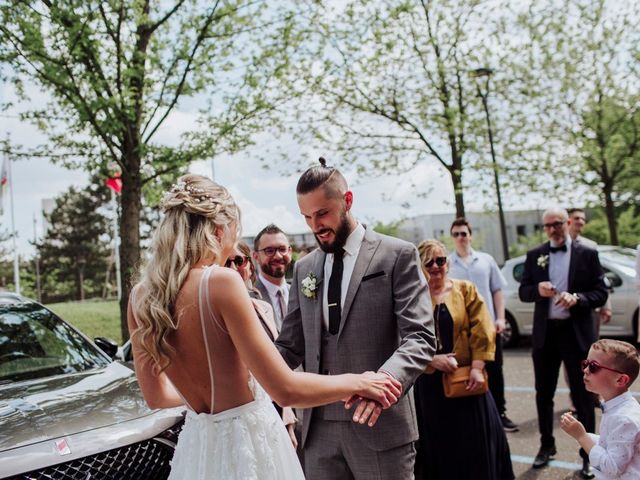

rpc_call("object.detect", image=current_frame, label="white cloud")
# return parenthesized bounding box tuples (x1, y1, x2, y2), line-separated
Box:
(228, 185, 307, 236)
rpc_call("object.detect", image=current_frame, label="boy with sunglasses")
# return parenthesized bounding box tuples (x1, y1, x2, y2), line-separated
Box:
(448, 217, 517, 432)
(561, 339, 640, 478)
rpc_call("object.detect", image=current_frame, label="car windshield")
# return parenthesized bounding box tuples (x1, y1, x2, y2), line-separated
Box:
(0, 303, 110, 383)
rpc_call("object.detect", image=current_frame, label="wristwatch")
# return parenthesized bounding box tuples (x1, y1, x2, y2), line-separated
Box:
(571, 293, 580, 304)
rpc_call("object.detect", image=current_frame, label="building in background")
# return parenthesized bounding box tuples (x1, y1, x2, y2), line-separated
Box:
(397, 209, 544, 265)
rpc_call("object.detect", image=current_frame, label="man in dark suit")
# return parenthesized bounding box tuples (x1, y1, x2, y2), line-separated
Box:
(519, 207, 607, 479)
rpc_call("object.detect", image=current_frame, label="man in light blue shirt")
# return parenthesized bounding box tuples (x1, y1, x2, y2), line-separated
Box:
(448, 217, 517, 432)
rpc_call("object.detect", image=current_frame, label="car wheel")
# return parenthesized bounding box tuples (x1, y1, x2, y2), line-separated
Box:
(632, 308, 639, 346)
(502, 313, 520, 349)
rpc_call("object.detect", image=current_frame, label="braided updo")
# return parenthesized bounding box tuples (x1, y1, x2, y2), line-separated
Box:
(133, 174, 240, 371)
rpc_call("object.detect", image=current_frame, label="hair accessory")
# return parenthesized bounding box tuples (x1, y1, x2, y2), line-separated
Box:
(318, 157, 327, 167)
(162, 180, 214, 209)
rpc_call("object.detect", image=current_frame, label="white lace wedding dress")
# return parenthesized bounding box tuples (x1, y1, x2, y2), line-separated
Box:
(168, 266, 305, 479)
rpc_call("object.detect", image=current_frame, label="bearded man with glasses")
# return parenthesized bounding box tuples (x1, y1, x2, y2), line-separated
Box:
(519, 207, 608, 478)
(447, 217, 517, 433)
(253, 224, 293, 330)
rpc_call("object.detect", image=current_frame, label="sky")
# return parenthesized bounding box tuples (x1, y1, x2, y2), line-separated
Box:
(0, 81, 462, 257)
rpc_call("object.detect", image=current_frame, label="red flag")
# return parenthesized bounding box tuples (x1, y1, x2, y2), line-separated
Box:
(106, 173, 122, 194)
(0, 159, 7, 187)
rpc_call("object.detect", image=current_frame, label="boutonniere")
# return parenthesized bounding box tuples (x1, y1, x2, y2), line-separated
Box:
(537, 254, 549, 269)
(301, 272, 319, 299)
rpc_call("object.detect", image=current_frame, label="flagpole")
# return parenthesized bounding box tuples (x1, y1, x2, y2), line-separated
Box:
(7, 152, 20, 295)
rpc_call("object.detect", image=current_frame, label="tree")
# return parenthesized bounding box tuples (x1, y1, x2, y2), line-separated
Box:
(575, 96, 640, 244)
(0, 228, 13, 291)
(370, 219, 403, 238)
(583, 205, 640, 248)
(36, 184, 111, 303)
(0, 1, 298, 339)
(506, 0, 640, 242)
(283, 0, 518, 218)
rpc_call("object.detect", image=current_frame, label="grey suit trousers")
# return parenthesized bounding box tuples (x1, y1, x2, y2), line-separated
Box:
(304, 417, 416, 480)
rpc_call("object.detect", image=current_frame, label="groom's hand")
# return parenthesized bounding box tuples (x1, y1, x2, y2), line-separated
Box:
(345, 372, 401, 427)
(346, 397, 383, 427)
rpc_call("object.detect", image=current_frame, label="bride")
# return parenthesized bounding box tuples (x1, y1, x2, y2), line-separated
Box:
(127, 174, 401, 479)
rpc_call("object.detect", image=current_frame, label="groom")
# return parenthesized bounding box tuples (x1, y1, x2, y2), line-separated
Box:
(276, 159, 436, 479)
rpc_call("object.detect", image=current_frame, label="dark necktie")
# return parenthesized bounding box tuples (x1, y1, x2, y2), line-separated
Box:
(276, 288, 287, 324)
(327, 249, 344, 335)
(549, 244, 567, 253)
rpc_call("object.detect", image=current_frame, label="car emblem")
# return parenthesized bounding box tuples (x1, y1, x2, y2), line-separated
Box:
(54, 438, 71, 456)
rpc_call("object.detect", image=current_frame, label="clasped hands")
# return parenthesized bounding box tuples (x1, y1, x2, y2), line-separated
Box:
(538, 281, 578, 309)
(343, 371, 402, 428)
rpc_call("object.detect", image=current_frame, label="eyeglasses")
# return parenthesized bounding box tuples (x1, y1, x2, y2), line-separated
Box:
(424, 256, 447, 268)
(543, 221, 565, 230)
(225, 255, 249, 268)
(581, 359, 626, 375)
(257, 246, 291, 257)
(451, 231, 468, 238)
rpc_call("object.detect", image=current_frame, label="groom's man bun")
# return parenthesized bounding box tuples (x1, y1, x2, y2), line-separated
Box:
(296, 157, 348, 199)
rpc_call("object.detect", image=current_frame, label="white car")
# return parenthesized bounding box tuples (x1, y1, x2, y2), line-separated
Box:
(501, 246, 638, 348)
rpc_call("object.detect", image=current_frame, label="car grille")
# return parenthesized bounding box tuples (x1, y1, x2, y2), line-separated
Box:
(4, 438, 174, 480)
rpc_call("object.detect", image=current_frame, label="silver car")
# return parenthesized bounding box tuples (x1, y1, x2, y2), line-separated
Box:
(0, 293, 184, 479)
(501, 246, 639, 348)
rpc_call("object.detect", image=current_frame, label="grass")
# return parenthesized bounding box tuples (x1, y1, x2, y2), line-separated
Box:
(46, 300, 123, 344)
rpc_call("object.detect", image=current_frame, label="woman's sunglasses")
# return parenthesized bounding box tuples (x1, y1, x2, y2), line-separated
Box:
(581, 359, 625, 375)
(424, 256, 447, 268)
(225, 255, 249, 268)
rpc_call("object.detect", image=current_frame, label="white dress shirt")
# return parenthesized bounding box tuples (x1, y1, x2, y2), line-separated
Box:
(589, 391, 640, 479)
(548, 236, 572, 320)
(258, 273, 289, 330)
(322, 223, 365, 331)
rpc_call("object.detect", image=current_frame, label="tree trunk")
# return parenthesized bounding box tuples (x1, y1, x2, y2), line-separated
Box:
(603, 185, 618, 245)
(450, 167, 465, 218)
(118, 159, 141, 342)
(77, 264, 85, 301)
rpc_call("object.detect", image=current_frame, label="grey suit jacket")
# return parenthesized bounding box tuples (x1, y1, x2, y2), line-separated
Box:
(276, 227, 436, 451)
(254, 277, 290, 329)
(253, 278, 272, 306)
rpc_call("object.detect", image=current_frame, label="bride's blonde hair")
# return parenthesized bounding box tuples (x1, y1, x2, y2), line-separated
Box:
(132, 174, 239, 372)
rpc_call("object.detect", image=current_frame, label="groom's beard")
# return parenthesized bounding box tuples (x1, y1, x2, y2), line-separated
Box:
(315, 211, 351, 254)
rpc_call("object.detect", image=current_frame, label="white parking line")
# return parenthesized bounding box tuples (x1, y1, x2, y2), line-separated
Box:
(510, 454, 581, 471)
(506, 386, 640, 397)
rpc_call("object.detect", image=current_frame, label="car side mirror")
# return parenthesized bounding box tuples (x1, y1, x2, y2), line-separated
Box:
(94, 336, 119, 359)
(604, 271, 622, 289)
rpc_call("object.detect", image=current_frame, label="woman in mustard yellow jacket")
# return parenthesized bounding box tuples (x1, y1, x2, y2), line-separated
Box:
(413, 239, 514, 480)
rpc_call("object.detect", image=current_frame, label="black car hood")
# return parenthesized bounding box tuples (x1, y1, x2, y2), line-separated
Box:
(0, 362, 151, 451)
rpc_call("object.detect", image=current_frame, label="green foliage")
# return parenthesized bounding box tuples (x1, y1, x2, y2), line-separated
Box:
(35, 184, 111, 303)
(0, 229, 10, 260)
(506, 0, 640, 243)
(370, 219, 403, 238)
(584, 206, 640, 248)
(46, 300, 121, 344)
(284, 0, 517, 218)
(0, 1, 301, 336)
(509, 232, 547, 258)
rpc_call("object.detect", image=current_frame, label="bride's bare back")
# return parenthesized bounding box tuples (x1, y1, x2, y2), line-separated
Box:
(162, 267, 254, 414)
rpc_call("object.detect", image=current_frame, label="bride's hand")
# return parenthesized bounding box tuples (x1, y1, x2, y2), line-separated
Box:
(351, 371, 402, 409)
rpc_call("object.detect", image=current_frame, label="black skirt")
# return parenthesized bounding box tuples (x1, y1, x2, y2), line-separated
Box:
(414, 304, 514, 480)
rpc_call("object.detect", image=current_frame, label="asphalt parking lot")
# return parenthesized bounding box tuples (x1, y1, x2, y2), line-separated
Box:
(503, 343, 640, 479)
